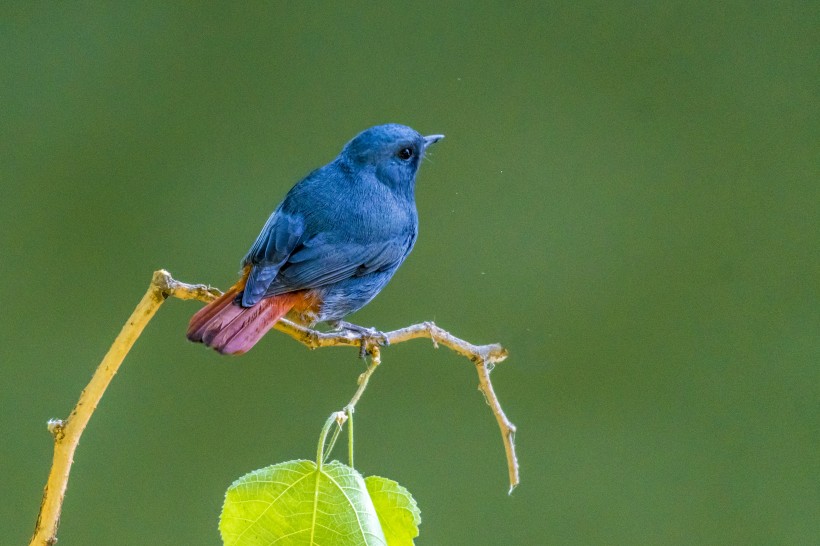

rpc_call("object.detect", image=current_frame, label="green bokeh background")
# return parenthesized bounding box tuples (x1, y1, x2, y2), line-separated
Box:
(2, 3, 817, 544)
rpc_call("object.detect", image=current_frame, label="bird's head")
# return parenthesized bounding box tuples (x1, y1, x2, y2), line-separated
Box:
(340, 124, 444, 194)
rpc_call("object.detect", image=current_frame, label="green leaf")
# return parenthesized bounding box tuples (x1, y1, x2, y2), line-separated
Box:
(364, 476, 421, 546)
(220, 459, 387, 546)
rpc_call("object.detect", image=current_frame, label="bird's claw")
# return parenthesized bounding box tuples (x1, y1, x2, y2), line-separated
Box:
(353, 326, 390, 359)
(331, 321, 390, 358)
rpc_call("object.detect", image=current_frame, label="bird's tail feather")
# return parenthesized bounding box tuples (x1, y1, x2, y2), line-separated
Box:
(187, 287, 299, 355)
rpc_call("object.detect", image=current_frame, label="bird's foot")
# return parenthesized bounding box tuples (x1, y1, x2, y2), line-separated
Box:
(329, 320, 390, 358)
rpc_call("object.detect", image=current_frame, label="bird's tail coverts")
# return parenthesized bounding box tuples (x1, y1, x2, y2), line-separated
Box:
(187, 284, 299, 355)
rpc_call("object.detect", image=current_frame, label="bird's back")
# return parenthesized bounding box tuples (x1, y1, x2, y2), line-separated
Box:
(284, 159, 418, 245)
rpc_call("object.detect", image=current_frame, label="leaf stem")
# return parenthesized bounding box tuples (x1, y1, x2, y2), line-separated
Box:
(347, 407, 354, 469)
(323, 420, 343, 464)
(315, 413, 340, 471)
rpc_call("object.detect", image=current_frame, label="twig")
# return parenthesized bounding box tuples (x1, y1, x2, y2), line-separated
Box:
(30, 270, 517, 545)
(275, 319, 518, 491)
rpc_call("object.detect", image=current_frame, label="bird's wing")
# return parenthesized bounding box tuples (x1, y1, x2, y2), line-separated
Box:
(240, 208, 305, 306)
(265, 230, 415, 296)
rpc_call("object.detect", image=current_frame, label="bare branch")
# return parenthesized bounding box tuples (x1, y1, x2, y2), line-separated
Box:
(30, 270, 517, 545)
(31, 272, 171, 545)
(273, 319, 517, 491)
(344, 346, 381, 413)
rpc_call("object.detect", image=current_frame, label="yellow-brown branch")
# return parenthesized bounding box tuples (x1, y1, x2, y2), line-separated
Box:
(29, 270, 517, 545)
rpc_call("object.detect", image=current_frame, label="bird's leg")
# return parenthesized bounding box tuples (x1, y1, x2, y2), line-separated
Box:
(327, 320, 390, 358)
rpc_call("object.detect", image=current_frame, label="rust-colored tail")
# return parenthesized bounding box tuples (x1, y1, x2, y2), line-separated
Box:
(186, 280, 299, 355)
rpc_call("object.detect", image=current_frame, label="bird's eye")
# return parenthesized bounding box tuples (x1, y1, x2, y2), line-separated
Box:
(398, 147, 413, 161)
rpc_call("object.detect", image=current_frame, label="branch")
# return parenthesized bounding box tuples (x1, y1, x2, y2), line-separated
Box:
(273, 318, 517, 490)
(29, 271, 219, 546)
(30, 270, 517, 545)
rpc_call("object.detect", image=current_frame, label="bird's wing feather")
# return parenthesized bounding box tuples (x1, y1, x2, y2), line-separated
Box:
(266, 231, 414, 295)
(240, 209, 305, 306)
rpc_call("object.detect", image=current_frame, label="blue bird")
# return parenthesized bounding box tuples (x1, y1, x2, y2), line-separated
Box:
(187, 124, 444, 354)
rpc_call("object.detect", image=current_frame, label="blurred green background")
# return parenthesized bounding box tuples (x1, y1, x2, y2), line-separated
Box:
(2, 2, 817, 544)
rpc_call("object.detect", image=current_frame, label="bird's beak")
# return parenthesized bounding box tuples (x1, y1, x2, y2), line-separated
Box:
(423, 134, 445, 149)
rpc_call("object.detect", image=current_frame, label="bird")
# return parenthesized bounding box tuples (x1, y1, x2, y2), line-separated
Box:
(187, 123, 444, 355)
